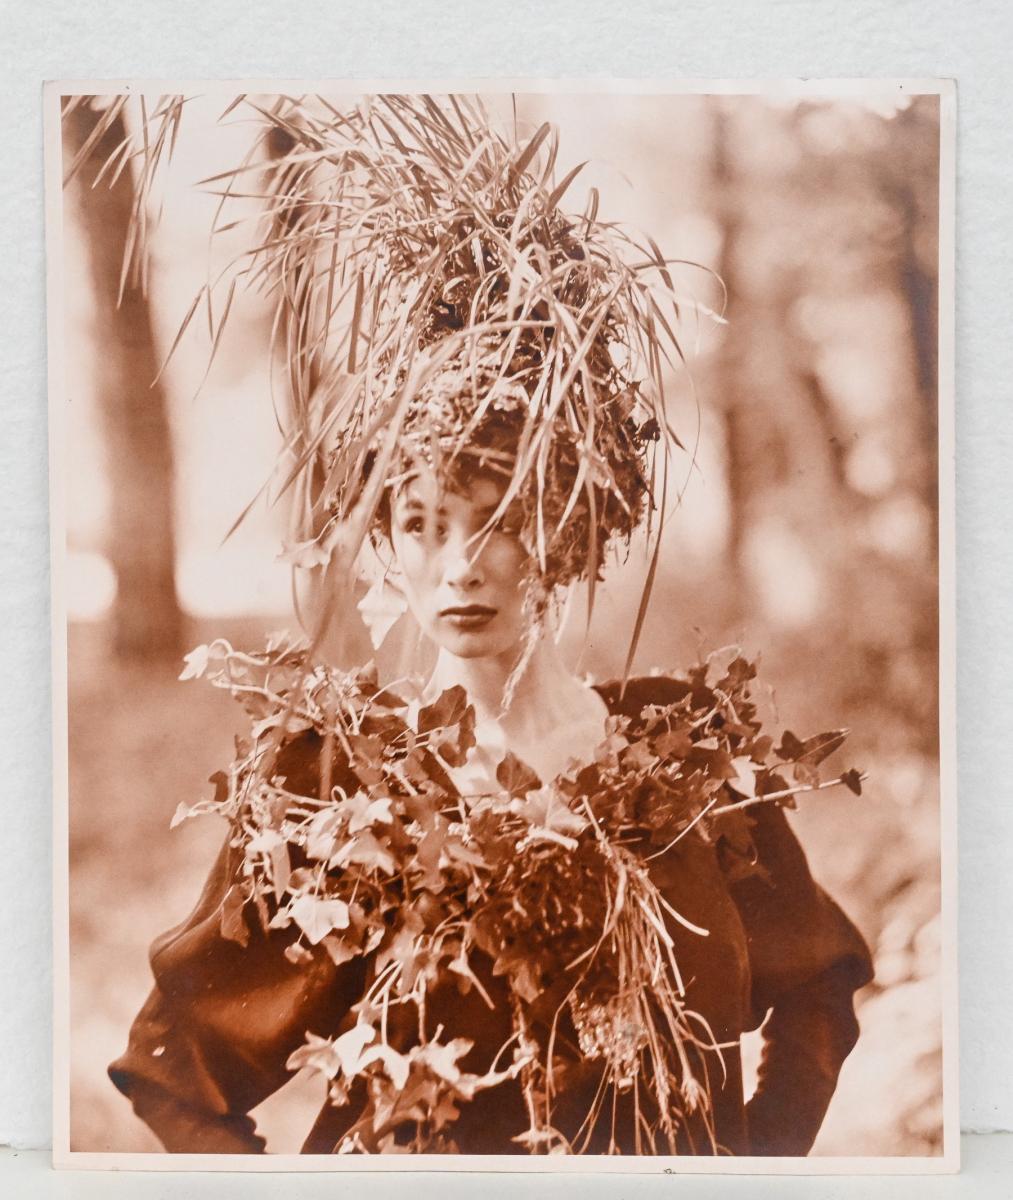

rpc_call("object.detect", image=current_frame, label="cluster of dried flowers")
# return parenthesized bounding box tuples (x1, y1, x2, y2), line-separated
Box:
(173, 635, 862, 1154)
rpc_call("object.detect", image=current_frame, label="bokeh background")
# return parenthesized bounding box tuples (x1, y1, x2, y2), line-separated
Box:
(60, 90, 943, 1155)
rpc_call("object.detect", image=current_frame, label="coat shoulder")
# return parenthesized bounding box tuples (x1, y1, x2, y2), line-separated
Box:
(592, 673, 691, 721)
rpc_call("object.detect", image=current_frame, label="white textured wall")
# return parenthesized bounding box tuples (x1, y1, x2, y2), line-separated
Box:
(2, 0, 1009, 1150)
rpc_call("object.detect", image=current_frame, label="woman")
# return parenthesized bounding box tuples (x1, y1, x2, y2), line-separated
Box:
(107, 93, 873, 1157)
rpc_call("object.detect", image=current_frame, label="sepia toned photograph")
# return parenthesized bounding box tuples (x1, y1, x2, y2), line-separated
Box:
(47, 81, 956, 1171)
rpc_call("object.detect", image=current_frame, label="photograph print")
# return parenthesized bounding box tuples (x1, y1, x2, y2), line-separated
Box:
(47, 82, 955, 1169)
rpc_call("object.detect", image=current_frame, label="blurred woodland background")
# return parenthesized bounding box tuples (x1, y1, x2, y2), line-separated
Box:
(61, 91, 943, 1155)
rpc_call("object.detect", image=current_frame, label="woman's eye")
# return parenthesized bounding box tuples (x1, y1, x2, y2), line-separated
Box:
(403, 516, 425, 535)
(492, 514, 522, 538)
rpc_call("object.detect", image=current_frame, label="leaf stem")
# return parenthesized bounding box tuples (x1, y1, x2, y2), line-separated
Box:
(710, 772, 868, 816)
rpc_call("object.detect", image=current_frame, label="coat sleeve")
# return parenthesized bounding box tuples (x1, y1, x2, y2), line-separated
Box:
(724, 803, 875, 1157)
(108, 734, 367, 1154)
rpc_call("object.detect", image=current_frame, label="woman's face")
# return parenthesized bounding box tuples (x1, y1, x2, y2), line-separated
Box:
(389, 470, 531, 661)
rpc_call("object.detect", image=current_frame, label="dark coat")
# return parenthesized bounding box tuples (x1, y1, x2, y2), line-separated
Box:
(109, 675, 874, 1156)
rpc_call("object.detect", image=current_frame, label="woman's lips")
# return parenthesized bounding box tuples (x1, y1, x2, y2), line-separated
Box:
(439, 605, 497, 630)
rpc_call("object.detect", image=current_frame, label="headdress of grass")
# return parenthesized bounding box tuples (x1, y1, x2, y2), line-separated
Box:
(65, 92, 721, 682)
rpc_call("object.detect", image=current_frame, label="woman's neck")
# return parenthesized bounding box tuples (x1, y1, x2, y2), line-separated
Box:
(427, 633, 591, 737)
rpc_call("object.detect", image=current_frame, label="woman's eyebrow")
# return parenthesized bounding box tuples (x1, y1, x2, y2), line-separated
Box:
(395, 496, 447, 515)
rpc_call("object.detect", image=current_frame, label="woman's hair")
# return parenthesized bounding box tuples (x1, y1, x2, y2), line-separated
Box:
(360, 348, 661, 587)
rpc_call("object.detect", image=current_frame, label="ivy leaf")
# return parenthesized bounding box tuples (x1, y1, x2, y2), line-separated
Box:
(512, 786, 588, 842)
(715, 809, 761, 885)
(341, 791, 394, 834)
(253, 891, 271, 933)
(287, 1032, 344, 1080)
(289, 894, 351, 944)
(360, 711, 410, 741)
(574, 762, 602, 796)
(496, 752, 542, 797)
(428, 1091, 463, 1133)
(250, 709, 314, 742)
(597, 724, 631, 762)
(414, 821, 448, 890)
(169, 801, 192, 829)
(447, 947, 495, 1006)
(332, 1022, 378, 1077)
(686, 743, 735, 779)
(220, 885, 250, 947)
(178, 639, 230, 683)
(454, 1056, 528, 1102)
(748, 735, 773, 763)
(333, 830, 396, 876)
(441, 836, 488, 871)
(353, 661, 380, 695)
(841, 768, 864, 796)
(278, 537, 332, 569)
(792, 761, 821, 790)
(510, 1126, 571, 1152)
(320, 933, 359, 967)
(384, 1073, 441, 1129)
(775, 730, 805, 761)
(284, 942, 314, 966)
(796, 729, 849, 766)
(305, 808, 342, 862)
(758, 770, 790, 796)
(356, 573, 408, 650)
(270, 840, 292, 901)
(360, 1042, 411, 1090)
(407, 746, 459, 797)
(509, 958, 542, 1003)
(402, 789, 438, 829)
(727, 757, 757, 799)
(639, 702, 680, 724)
(413, 1038, 474, 1085)
(418, 686, 470, 735)
(208, 770, 230, 804)
(621, 738, 659, 772)
(375, 926, 421, 989)
(178, 643, 210, 681)
(717, 655, 757, 689)
(653, 728, 693, 760)
(432, 709, 477, 767)
(246, 827, 285, 863)
(347, 734, 385, 769)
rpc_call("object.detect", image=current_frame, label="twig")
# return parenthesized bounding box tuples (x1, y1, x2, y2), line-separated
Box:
(644, 797, 718, 862)
(710, 771, 868, 816)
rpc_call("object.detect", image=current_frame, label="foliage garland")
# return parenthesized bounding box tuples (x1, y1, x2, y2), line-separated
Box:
(173, 635, 863, 1155)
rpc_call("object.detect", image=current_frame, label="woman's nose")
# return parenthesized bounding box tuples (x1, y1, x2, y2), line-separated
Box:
(443, 537, 484, 591)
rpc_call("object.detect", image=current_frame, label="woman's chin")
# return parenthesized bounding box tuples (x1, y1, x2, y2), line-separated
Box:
(434, 628, 519, 662)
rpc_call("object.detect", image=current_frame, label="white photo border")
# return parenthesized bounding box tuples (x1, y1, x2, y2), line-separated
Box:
(45, 76, 958, 1175)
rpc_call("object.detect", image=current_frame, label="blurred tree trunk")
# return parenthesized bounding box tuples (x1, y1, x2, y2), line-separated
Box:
(709, 104, 801, 576)
(63, 102, 183, 662)
(885, 103, 940, 557)
(710, 102, 749, 574)
(708, 99, 852, 628)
